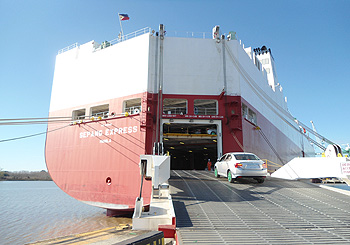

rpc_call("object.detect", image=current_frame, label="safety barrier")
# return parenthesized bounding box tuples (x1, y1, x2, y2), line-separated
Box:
(262, 159, 283, 173)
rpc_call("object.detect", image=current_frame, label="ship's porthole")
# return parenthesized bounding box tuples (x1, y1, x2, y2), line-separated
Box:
(106, 177, 112, 186)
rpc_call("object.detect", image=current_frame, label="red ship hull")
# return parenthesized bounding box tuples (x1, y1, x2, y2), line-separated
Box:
(45, 94, 155, 214)
(46, 92, 310, 215)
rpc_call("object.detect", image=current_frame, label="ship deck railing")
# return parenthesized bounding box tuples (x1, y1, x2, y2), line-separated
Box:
(57, 27, 152, 55)
(108, 27, 152, 46)
(170, 31, 211, 39)
(57, 28, 216, 55)
(91, 111, 110, 118)
(163, 107, 187, 115)
(58, 42, 79, 54)
(125, 106, 142, 115)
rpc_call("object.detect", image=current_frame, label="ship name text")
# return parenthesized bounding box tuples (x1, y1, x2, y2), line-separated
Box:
(80, 126, 138, 139)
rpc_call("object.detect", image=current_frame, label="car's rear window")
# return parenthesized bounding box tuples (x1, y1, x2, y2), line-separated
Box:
(234, 154, 259, 160)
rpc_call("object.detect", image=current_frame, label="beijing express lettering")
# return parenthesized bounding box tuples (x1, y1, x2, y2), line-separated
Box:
(79, 126, 138, 139)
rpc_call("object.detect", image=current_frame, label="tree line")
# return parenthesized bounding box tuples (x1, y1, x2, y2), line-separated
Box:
(0, 169, 52, 181)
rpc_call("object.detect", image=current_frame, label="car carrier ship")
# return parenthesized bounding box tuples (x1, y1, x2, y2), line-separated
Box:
(45, 25, 314, 216)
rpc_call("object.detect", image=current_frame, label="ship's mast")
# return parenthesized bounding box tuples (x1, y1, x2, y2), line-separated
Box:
(154, 24, 165, 155)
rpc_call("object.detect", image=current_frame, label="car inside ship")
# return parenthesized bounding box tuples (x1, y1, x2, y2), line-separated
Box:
(162, 123, 218, 170)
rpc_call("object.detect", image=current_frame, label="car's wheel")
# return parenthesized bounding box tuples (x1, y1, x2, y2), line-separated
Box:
(214, 167, 220, 178)
(227, 170, 235, 183)
(256, 177, 265, 183)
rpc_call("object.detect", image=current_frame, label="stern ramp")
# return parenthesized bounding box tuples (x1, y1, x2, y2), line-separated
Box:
(170, 170, 350, 244)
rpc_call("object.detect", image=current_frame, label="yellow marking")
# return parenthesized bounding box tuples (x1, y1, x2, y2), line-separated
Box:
(262, 159, 284, 173)
(262, 159, 283, 168)
(74, 226, 113, 237)
(31, 223, 132, 245)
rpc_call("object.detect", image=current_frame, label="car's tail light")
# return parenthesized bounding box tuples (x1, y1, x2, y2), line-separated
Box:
(235, 163, 243, 168)
(262, 163, 267, 169)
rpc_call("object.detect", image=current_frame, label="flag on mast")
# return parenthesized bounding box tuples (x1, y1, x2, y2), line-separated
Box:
(119, 14, 130, 21)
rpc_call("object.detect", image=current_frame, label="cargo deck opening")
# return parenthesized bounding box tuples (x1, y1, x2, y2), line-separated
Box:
(162, 123, 218, 170)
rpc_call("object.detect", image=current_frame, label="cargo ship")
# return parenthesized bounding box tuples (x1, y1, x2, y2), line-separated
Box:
(45, 25, 314, 215)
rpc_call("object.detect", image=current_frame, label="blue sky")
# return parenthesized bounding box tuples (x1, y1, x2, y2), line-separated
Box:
(0, 0, 349, 171)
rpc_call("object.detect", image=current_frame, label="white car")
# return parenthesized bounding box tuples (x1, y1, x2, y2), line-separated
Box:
(214, 152, 267, 183)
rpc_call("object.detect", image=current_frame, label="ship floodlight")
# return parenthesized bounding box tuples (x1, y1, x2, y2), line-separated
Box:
(180, 142, 185, 145)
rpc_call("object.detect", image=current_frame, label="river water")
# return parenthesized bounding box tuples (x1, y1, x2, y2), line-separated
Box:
(0, 181, 131, 245)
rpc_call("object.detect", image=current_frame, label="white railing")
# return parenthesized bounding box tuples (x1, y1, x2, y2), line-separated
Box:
(91, 111, 109, 118)
(109, 27, 152, 45)
(58, 27, 152, 55)
(169, 31, 212, 39)
(57, 27, 216, 55)
(58, 42, 79, 54)
(194, 107, 217, 115)
(92, 27, 152, 52)
(125, 106, 142, 115)
(163, 107, 187, 115)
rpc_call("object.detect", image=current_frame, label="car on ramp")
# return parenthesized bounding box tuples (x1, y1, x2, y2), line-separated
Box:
(214, 152, 267, 183)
